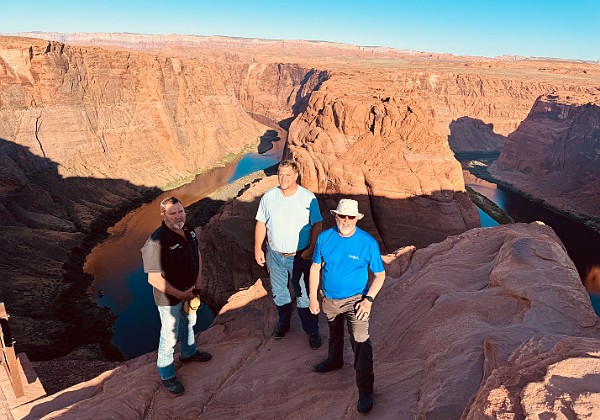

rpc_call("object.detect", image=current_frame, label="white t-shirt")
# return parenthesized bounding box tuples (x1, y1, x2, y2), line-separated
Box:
(256, 185, 323, 253)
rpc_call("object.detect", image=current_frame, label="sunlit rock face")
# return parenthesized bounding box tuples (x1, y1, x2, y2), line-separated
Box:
(489, 93, 600, 232)
(287, 74, 480, 251)
(0, 36, 267, 187)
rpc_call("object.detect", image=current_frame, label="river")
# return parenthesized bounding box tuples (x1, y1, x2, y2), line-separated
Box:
(84, 128, 285, 359)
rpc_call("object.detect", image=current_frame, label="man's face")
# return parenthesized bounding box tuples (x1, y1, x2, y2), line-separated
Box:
(278, 166, 298, 191)
(162, 202, 186, 231)
(335, 213, 358, 236)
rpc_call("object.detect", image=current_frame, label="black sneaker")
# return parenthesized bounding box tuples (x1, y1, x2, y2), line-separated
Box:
(357, 395, 374, 413)
(273, 324, 290, 339)
(314, 358, 343, 373)
(162, 377, 184, 395)
(179, 351, 212, 363)
(309, 333, 322, 350)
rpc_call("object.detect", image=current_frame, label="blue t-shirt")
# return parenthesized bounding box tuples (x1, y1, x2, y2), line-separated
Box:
(313, 227, 384, 299)
(256, 185, 323, 253)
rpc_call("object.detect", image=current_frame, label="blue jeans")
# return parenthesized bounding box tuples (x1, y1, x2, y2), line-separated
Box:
(156, 302, 197, 380)
(266, 246, 311, 308)
(266, 246, 319, 335)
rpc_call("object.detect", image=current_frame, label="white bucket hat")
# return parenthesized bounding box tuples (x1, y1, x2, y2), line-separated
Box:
(330, 199, 364, 219)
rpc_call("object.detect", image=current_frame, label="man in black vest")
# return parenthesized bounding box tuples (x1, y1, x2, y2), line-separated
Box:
(141, 196, 212, 395)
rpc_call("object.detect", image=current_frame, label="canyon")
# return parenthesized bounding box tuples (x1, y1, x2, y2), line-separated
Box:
(489, 93, 600, 233)
(0, 32, 599, 417)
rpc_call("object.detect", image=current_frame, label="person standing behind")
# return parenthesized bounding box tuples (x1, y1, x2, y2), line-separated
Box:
(255, 160, 323, 349)
(141, 197, 212, 395)
(309, 199, 385, 413)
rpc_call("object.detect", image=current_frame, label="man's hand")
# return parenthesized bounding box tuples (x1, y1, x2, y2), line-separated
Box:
(309, 297, 320, 315)
(354, 298, 372, 321)
(300, 248, 313, 260)
(180, 286, 195, 301)
(255, 249, 265, 267)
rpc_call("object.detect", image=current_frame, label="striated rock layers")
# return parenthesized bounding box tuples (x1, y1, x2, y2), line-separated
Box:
(489, 93, 600, 232)
(0, 36, 267, 187)
(287, 75, 480, 250)
(16, 223, 600, 419)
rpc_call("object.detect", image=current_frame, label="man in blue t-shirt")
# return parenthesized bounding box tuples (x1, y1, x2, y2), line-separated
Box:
(309, 199, 385, 414)
(255, 160, 323, 350)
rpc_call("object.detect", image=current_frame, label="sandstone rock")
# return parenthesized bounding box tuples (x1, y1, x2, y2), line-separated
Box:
(288, 78, 480, 250)
(464, 336, 600, 419)
(449, 116, 507, 153)
(489, 93, 600, 232)
(0, 37, 267, 187)
(14, 223, 600, 419)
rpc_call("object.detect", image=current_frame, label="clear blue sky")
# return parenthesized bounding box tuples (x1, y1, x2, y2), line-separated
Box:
(2, 0, 599, 61)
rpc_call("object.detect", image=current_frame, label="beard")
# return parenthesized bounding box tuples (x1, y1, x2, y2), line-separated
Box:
(172, 221, 185, 230)
(338, 224, 355, 236)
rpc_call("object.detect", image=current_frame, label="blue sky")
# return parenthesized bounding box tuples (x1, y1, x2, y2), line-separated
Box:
(2, 0, 599, 61)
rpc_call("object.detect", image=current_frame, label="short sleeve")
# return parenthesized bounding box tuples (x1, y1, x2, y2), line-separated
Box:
(368, 239, 385, 274)
(255, 194, 268, 223)
(312, 234, 324, 264)
(141, 238, 162, 273)
(308, 196, 323, 225)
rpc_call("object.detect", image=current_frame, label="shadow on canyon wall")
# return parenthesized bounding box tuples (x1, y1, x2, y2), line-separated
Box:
(0, 137, 160, 361)
(448, 116, 508, 153)
(195, 172, 479, 312)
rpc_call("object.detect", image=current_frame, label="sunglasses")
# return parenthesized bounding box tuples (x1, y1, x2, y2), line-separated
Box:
(336, 214, 356, 220)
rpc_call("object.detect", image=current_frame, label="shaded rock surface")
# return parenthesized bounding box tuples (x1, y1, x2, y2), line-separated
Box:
(449, 117, 507, 153)
(489, 93, 600, 232)
(15, 223, 600, 419)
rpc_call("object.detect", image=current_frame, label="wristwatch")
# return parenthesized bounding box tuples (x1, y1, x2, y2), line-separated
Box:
(364, 295, 374, 303)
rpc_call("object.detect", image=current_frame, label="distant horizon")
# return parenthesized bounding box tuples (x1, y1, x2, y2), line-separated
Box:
(5, 30, 599, 64)
(2, 0, 599, 61)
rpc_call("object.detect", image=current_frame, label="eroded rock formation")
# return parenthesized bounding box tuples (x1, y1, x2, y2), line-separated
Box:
(14, 223, 600, 419)
(489, 93, 600, 232)
(287, 77, 480, 250)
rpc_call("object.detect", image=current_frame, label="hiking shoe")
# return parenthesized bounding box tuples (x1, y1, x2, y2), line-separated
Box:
(162, 377, 184, 395)
(179, 351, 212, 363)
(357, 395, 374, 413)
(314, 358, 343, 373)
(273, 324, 290, 339)
(309, 333, 322, 350)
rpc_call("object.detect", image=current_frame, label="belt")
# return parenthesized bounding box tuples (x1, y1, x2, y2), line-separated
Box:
(272, 247, 306, 257)
(275, 251, 297, 257)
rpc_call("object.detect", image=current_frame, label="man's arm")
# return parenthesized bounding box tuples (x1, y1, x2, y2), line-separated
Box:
(148, 272, 194, 301)
(195, 249, 203, 289)
(309, 262, 322, 315)
(354, 271, 386, 321)
(301, 221, 322, 260)
(254, 221, 267, 266)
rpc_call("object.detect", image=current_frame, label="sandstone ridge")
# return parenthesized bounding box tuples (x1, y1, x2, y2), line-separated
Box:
(10, 223, 599, 419)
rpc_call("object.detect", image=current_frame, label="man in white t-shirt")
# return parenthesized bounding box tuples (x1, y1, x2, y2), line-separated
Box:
(255, 160, 323, 349)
